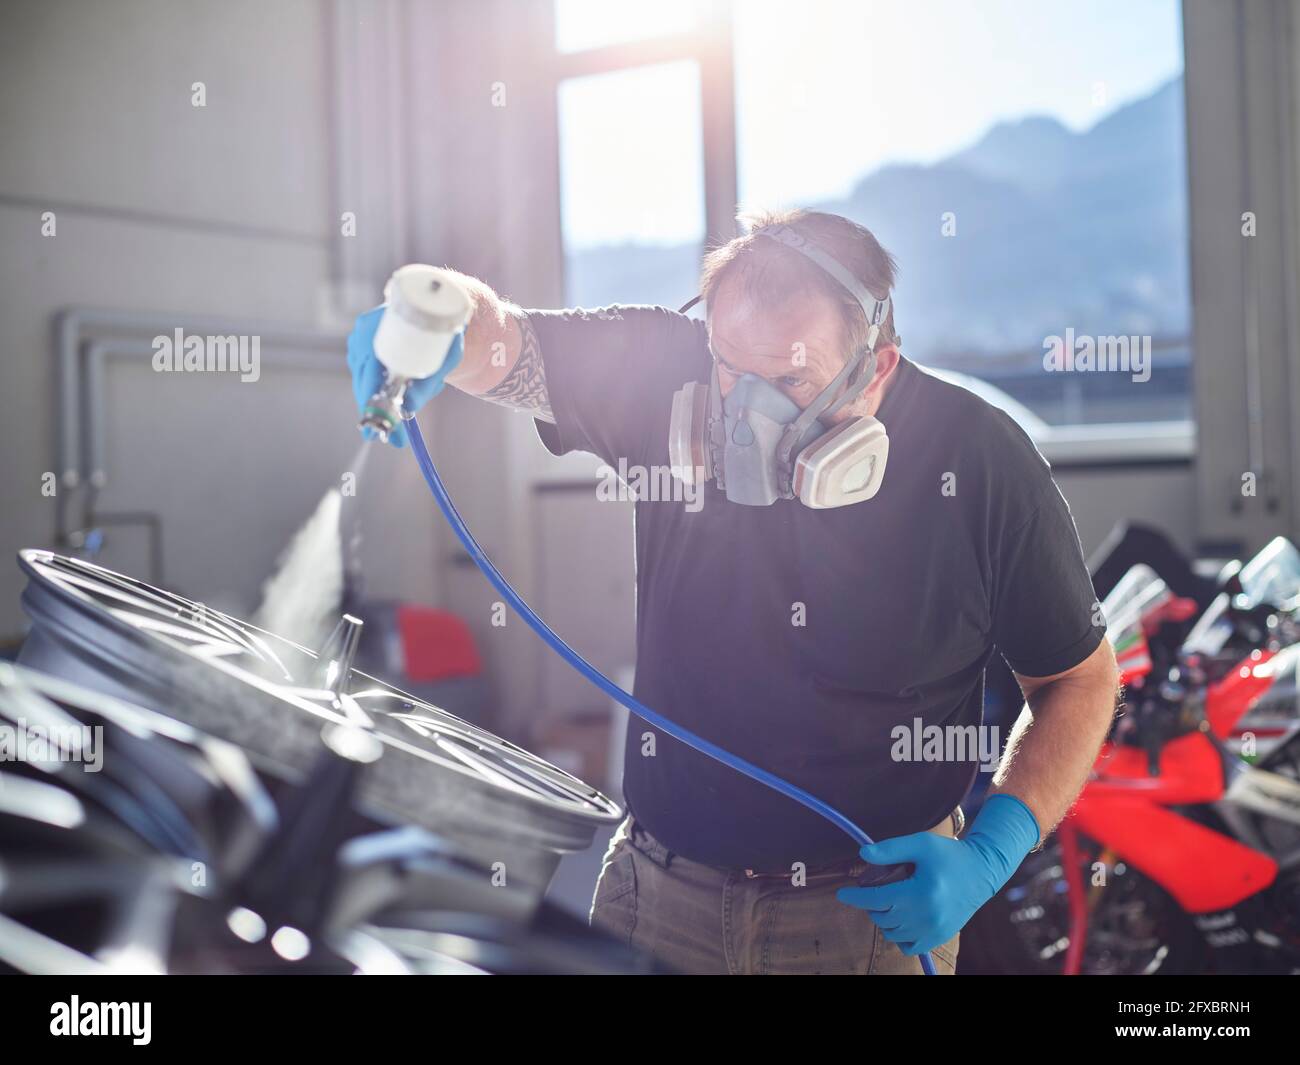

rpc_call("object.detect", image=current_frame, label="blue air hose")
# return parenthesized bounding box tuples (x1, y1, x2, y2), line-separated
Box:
(404, 418, 936, 976)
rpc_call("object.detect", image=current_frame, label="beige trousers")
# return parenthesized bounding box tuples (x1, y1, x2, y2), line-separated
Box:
(589, 806, 964, 975)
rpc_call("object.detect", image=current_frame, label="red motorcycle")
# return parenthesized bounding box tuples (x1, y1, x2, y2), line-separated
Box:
(964, 538, 1300, 975)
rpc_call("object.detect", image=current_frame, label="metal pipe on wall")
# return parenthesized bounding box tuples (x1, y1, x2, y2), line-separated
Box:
(52, 306, 346, 546)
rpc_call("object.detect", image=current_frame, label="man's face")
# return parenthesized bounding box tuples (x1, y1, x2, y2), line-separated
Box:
(707, 276, 896, 423)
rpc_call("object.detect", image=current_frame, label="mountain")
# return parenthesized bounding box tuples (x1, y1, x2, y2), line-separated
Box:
(949, 114, 1077, 194)
(567, 76, 1190, 365)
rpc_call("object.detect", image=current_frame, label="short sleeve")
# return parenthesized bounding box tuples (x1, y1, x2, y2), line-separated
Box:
(992, 481, 1106, 677)
(524, 304, 708, 470)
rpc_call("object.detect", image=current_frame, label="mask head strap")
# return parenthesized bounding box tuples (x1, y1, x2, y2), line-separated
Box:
(776, 346, 876, 468)
(753, 224, 891, 339)
(750, 226, 891, 469)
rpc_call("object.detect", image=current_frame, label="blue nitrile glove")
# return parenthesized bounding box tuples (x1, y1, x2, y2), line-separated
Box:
(347, 305, 465, 448)
(835, 793, 1040, 956)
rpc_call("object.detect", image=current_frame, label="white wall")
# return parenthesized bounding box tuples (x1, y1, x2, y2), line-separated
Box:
(0, 0, 442, 640)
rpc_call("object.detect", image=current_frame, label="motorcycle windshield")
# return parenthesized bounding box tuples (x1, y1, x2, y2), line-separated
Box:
(1102, 564, 1169, 641)
(1182, 537, 1300, 657)
(1238, 536, 1300, 611)
(1102, 564, 1169, 680)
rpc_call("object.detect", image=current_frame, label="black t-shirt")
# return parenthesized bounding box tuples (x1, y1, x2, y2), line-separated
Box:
(529, 304, 1104, 872)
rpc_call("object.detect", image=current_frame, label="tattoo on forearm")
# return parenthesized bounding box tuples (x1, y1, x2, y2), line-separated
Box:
(481, 315, 554, 423)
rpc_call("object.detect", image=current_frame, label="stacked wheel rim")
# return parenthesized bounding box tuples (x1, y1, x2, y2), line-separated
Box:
(17, 550, 623, 889)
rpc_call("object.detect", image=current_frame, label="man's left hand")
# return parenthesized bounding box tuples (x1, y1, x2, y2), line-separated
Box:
(835, 793, 1041, 956)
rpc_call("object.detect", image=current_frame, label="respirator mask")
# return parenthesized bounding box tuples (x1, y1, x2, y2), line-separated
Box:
(668, 225, 893, 509)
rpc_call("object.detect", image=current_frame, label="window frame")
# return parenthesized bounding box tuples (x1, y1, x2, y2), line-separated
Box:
(549, 0, 1202, 470)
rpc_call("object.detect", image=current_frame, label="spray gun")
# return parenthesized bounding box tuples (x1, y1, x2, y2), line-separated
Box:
(358, 265, 473, 443)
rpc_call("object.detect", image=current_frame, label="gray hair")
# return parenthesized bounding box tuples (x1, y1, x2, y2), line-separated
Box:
(699, 208, 900, 355)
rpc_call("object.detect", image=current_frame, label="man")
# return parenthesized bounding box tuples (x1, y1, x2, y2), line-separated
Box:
(347, 208, 1119, 975)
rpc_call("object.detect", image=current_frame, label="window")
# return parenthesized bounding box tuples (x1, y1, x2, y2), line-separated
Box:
(557, 61, 706, 309)
(732, 0, 1190, 429)
(551, 0, 1189, 433)
(555, 0, 698, 54)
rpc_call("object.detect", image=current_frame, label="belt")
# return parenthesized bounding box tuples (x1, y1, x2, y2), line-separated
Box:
(742, 805, 965, 880)
(627, 805, 965, 880)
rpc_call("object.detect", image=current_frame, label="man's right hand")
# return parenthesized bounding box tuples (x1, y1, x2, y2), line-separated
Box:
(347, 306, 465, 448)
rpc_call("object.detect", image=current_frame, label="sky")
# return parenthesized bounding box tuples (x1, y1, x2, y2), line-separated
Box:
(555, 0, 1185, 249)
